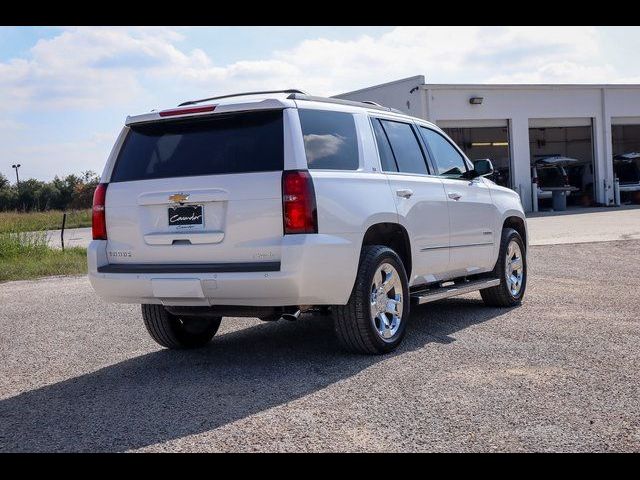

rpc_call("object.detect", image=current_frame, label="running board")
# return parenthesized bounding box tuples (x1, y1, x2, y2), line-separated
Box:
(411, 278, 500, 305)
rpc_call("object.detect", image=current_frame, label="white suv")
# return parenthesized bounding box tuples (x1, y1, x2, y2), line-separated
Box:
(88, 90, 528, 354)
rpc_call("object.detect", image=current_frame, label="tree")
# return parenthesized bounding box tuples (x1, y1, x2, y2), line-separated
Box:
(17, 178, 46, 211)
(69, 172, 99, 209)
(0, 170, 98, 212)
(0, 175, 18, 211)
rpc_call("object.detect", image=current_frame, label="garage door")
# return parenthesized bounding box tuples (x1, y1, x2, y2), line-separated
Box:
(611, 122, 640, 203)
(439, 120, 512, 190)
(529, 119, 595, 210)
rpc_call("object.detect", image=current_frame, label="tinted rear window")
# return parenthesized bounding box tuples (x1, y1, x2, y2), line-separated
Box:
(614, 159, 640, 183)
(537, 166, 565, 187)
(299, 109, 359, 170)
(111, 110, 283, 182)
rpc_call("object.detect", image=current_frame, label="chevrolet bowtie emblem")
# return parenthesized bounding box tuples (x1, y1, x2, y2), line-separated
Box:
(168, 193, 189, 203)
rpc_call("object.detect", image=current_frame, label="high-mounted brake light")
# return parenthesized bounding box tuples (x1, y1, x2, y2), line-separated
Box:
(92, 183, 108, 240)
(158, 105, 216, 117)
(282, 170, 318, 234)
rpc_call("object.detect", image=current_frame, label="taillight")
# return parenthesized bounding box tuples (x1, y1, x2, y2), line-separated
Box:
(92, 183, 108, 240)
(282, 170, 318, 234)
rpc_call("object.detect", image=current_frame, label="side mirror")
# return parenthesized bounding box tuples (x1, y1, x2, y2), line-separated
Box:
(471, 159, 494, 178)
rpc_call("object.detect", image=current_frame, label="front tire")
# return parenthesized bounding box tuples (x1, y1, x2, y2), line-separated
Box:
(333, 245, 410, 354)
(141, 304, 222, 349)
(480, 228, 527, 307)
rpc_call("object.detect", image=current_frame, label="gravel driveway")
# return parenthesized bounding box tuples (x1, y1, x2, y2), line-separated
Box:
(0, 241, 638, 452)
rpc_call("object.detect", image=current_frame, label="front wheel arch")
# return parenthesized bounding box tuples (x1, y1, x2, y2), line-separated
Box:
(481, 228, 527, 307)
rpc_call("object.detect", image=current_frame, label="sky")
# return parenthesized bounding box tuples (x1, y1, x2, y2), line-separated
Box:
(1, 26, 640, 182)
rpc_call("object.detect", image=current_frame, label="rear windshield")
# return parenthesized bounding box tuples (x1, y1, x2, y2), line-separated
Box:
(614, 159, 640, 183)
(111, 110, 283, 182)
(537, 166, 565, 187)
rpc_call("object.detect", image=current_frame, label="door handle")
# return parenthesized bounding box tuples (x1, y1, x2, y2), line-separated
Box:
(448, 192, 462, 201)
(396, 189, 414, 199)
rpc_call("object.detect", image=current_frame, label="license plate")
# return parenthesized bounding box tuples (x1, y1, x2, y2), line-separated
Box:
(168, 204, 204, 230)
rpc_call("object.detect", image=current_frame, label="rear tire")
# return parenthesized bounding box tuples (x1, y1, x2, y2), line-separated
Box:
(333, 245, 409, 354)
(480, 228, 527, 307)
(141, 304, 221, 349)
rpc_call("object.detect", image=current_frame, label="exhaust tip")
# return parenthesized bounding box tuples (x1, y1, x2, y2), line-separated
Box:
(280, 310, 301, 321)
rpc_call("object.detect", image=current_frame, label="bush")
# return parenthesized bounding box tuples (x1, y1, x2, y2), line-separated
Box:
(0, 229, 87, 282)
(0, 231, 49, 259)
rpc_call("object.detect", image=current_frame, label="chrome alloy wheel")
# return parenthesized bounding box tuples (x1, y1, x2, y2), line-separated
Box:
(505, 240, 524, 297)
(370, 262, 403, 340)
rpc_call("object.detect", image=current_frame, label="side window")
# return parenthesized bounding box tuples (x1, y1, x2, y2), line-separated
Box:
(298, 109, 359, 170)
(371, 118, 398, 172)
(419, 127, 468, 178)
(379, 119, 428, 175)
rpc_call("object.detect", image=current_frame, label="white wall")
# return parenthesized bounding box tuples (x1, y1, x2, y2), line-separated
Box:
(422, 87, 611, 211)
(340, 80, 640, 212)
(334, 76, 426, 118)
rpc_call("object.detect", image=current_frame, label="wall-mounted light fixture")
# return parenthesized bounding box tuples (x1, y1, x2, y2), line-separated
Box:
(469, 96, 484, 105)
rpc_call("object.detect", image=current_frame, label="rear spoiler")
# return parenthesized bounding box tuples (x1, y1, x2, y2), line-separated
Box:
(125, 98, 294, 126)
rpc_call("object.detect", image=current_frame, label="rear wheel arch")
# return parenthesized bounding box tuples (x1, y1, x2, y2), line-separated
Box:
(361, 222, 412, 278)
(333, 245, 410, 354)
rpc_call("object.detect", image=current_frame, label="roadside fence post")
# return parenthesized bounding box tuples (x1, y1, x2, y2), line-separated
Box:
(61, 212, 67, 251)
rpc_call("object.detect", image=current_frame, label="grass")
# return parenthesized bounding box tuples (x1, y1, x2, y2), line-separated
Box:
(0, 230, 87, 282)
(0, 209, 92, 234)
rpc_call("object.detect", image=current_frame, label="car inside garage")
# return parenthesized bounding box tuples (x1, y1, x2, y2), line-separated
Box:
(441, 122, 512, 189)
(529, 120, 596, 211)
(612, 122, 640, 204)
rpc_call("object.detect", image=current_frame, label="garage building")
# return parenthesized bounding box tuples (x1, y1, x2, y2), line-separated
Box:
(336, 75, 640, 212)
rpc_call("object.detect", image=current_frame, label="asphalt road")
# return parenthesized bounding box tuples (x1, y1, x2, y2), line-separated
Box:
(526, 206, 640, 245)
(1, 240, 638, 452)
(45, 227, 91, 249)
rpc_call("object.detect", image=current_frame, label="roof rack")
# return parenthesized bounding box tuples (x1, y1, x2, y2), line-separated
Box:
(287, 93, 404, 114)
(178, 89, 309, 107)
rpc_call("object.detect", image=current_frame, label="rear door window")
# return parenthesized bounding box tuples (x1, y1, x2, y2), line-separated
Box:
(378, 119, 429, 175)
(111, 110, 284, 182)
(371, 118, 398, 172)
(298, 109, 359, 170)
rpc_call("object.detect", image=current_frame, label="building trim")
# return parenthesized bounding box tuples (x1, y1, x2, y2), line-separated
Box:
(421, 84, 640, 91)
(335, 75, 426, 98)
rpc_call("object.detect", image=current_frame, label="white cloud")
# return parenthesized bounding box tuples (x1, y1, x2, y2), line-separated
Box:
(3, 26, 640, 182)
(303, 134, 346, 165)
(0, 27, 207, 112)
(1, 26, 636, 116)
